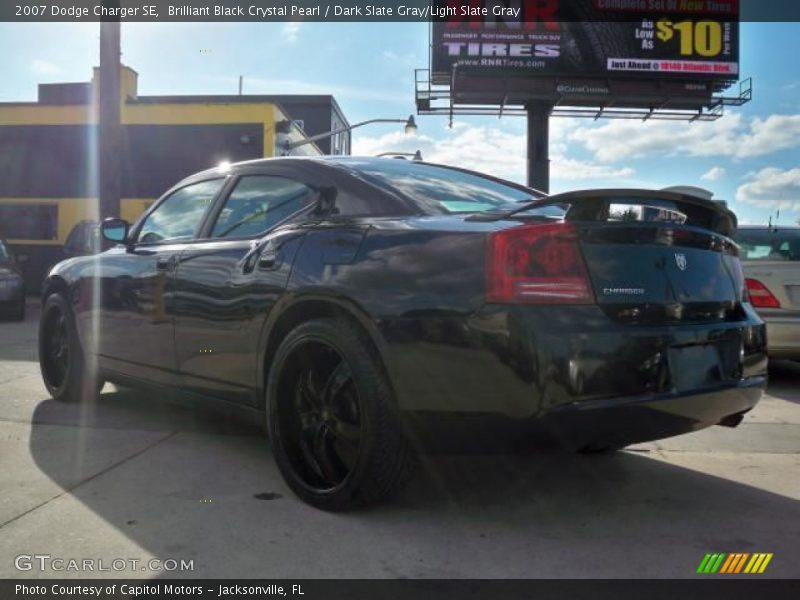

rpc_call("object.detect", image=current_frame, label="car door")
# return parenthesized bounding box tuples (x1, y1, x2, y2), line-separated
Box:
(95, 178, 225, 386)
(172, 171, 317, 405)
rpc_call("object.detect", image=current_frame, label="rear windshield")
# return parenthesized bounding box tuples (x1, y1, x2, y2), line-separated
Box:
(353, 160, 542, 214)
(737, 229, 800, 262)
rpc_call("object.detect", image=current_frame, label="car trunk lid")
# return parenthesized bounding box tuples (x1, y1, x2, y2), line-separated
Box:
(508, 189, 745, 324)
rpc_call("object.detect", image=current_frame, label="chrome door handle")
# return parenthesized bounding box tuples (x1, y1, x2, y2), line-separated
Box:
(156, 255, 177, 271)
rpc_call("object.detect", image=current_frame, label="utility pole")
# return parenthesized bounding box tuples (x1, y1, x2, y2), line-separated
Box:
(526, 101, 552, 194)
(98, 2, 122, 220)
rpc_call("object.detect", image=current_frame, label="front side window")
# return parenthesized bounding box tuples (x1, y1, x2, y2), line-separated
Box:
(138, 179, 224, 244)
(211, 176, 315, 239)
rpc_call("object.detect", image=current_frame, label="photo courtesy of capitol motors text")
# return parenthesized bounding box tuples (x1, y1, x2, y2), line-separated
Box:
(14, 583, 306, 597)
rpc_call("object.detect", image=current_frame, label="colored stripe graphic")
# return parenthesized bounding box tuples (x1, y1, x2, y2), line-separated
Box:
(758, 553, 773, 573)
(719, 554, 735, 573)
(721, 553, 739, 573)
(700, 552, 774, 574)
(744, 554, 759, 573)
(708, 553, 726, 573)
(697, 554, 713, 574)
(734, 553, 750, 573)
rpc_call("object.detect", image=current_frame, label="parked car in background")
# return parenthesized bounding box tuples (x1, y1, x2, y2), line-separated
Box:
(63, 220, 102, 258)
(38, 157, 767, 510)
(737, 226, 800, 361)
(0, 239, 26, 321)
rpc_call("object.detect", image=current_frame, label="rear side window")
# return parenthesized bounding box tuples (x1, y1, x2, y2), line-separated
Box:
(138, 179, 224, 244)
(737, 229, 800, 262)
(354, 160, 539, 214)
(211, 176, 315, 239)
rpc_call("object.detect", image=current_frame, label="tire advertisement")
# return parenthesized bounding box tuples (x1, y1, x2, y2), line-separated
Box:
(431, 0, 740, 82)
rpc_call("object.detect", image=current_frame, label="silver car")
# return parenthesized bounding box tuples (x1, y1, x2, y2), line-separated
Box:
(737, 226, 800, 361)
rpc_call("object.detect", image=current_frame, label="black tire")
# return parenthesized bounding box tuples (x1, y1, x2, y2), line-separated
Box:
(266, 317, 415, 511)
(578, 442, 622, 455)
(39, 293, 101, 403)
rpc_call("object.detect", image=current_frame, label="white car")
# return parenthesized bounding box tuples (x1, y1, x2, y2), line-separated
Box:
(737, 226, 800, 361)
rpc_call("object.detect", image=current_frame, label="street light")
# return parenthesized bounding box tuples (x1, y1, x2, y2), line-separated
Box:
(283, 115, 418, 153)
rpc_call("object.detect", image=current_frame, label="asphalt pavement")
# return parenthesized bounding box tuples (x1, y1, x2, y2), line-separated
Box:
(1, 301, 798, 578)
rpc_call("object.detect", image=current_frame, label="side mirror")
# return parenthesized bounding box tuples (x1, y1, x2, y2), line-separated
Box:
(101, 218, 130, 244)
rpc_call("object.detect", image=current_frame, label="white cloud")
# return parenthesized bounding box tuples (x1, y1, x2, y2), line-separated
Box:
(736, 115, 800, 158)
(701, 166, 727, 182)
(382, 50, 417, 65)
(735, 168, 800, 212)
(569, 113, 800, 163)
(204, 74, 407, 103)
(31, 59, 61, 76)
(553, 157, 635, 181)
(282, 22, 302, 42)
(353, 123, 636, 185)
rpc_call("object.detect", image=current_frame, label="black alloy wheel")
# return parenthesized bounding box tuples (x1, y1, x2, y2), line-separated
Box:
(39, 293, 100, 403)
(267, 318, 414, 510)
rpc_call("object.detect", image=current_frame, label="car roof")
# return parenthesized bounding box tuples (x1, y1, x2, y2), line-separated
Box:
(186, 156, 456, 178)
(178, 156, 543, 197)
(738, 225, 800, 230)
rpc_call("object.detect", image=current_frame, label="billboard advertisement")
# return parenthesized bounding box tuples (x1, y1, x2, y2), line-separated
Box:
(431, 0, 740, 82)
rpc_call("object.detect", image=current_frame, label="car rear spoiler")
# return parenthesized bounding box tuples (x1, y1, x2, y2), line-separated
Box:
(469, 188, 738, 238)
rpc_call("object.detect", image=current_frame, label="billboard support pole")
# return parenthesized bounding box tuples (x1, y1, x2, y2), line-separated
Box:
(99, 10, 122, 221)
(526, 102, 551, 193)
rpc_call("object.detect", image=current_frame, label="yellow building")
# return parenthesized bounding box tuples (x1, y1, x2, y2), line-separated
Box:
(0, 65, 349, 290)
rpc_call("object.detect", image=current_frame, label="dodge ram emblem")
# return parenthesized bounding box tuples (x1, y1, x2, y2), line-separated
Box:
(675, 253, 688, 271)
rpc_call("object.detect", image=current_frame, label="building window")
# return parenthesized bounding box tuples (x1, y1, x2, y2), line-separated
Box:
(0, 204, 58, 240)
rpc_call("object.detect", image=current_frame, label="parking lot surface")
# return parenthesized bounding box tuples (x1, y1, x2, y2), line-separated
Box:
(1, 302, 799, 578)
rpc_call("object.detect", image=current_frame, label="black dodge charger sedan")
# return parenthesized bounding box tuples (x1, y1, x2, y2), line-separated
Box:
(39, 157, 767, 510)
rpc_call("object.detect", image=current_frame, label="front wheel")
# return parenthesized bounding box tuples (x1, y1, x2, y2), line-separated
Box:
(266, 318, 415, 510)
(39, 294, 100, 403)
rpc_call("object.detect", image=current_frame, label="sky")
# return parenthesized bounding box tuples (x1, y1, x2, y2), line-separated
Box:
(1, 20, 798, 226)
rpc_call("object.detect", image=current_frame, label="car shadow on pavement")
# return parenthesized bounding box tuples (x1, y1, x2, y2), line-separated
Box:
(23, 389, 800, 578)
(768, 360, 800, 405)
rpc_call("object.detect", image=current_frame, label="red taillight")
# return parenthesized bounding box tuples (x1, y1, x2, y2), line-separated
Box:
(486, 222, 594, 304)
(731, 257, 747, 300)
(745, 278, 781, 308)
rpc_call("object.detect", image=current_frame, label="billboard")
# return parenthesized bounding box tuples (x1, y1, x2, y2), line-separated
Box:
(431, 0, 739, 82)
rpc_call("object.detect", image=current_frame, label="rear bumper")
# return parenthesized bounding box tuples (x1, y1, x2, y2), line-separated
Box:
(761, 313, 800, 360)
(543, 376, 765, 449)
(382, 303, 768, 444)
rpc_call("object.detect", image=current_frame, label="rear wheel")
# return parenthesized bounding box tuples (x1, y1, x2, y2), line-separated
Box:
(39, 294, 101, 403)
(266, 318, 414, 510)
(578, 441, 622, 454)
